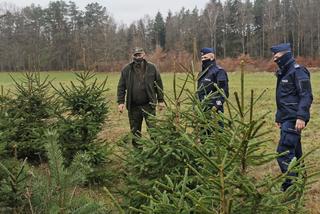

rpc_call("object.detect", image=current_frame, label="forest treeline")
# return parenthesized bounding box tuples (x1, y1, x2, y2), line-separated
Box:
(0, 0, 320, 72)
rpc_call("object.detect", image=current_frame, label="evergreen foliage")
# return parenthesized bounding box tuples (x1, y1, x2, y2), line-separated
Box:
(121, 67, 201, 208)
(0, 71, 112, 184)
(0, 158, 30, 213)
(0, 130, 110, 214)
(124, 61, 319, 213)
(30, 130, 107, 213)
(52, 71, 111, 184)
(0, 73, 56, 163)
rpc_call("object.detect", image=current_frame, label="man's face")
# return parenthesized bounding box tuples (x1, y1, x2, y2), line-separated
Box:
(273, 51, 286, 62)
(201, 53, 215, 61)
(133, 52, 145, 60)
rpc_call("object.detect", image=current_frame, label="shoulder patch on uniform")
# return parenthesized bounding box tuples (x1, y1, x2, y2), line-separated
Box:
(294, 64, 300, 69)
(299, 79, 311, 92)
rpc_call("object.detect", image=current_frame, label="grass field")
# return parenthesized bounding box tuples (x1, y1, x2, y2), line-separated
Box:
(1, 70, 320, 212)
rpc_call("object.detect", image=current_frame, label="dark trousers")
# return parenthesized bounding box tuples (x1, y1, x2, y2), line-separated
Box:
(128, 104, 155, 147)
(276, 121, 302, 191)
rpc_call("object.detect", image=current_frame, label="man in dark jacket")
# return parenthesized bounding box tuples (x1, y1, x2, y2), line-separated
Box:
(117, 47, 165, 146)
(271, 43, 313, 191)
(197, 47, 229, 113)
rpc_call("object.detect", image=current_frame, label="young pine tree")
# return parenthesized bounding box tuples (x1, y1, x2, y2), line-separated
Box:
(127, 61, 319, 213)
(30, 130, 107, 214)
(0, 73, 56, 163)
(52, 71, 111, 184)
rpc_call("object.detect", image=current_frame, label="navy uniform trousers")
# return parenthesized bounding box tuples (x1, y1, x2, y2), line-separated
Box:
(276, 121, 302, 191)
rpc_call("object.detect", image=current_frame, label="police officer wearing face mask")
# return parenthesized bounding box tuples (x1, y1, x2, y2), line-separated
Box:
(117, 47, 165, 147)
(271, 43, 313, 191)
(197, 47, 229, 114)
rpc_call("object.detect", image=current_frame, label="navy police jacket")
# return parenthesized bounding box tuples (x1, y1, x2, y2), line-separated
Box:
(197, 61, 229, 112)
(275, 59, 313, 123)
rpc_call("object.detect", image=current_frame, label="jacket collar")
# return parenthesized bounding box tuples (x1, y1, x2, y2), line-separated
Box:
(198, 62, 214, 80)
(277, 58, 295, 76)
(202, 60, 216, 71)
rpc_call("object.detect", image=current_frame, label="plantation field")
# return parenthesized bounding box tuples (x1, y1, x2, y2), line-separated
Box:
(0, 70, 320, 212)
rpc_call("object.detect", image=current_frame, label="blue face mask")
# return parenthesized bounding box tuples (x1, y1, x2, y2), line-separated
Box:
(274, 52, 293, 69)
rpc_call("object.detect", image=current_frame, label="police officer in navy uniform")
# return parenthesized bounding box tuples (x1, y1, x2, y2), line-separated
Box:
(197, 47, 229, 117)
(271, 43, 313, 191)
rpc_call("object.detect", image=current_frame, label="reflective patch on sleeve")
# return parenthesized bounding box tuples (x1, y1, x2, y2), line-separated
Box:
(299, 79, 311, 92)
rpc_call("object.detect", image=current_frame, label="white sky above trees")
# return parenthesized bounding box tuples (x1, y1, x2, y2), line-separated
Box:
(2, 0, 209, 25)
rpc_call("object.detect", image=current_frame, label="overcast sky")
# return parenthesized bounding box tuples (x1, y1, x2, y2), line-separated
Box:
(3, 0, 209, 25)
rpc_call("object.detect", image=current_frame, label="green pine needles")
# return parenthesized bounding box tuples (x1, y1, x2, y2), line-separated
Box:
(52, 71, 111, 184)
(0, 130, 108, 213)
(0, 72, 55, 163)
(0, 71, 112, 184)
(0, 67, 318, 213)
(125, 61, 319, 213)
(30, 130, 106, 214)
(52, 72, 109, 161)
